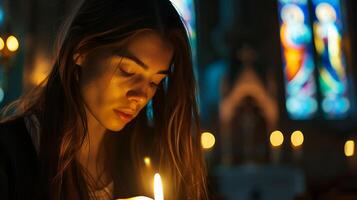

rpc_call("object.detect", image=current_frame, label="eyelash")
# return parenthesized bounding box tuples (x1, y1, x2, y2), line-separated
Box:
(119, 67, 160, 89)
(150, 82, 159, 89)
(118, 67, 135, 76)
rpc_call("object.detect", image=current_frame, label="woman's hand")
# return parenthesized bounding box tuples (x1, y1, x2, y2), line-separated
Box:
(116, 196, 153, 200)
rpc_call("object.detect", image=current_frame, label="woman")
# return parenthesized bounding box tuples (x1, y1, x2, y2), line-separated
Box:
(0, 0, 208, 199)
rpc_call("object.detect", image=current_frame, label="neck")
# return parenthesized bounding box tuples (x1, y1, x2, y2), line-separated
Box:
(76, 109, 110, 187)
(79, 110, 106, 160)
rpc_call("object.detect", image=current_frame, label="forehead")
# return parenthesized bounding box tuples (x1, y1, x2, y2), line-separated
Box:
(125, 31, 174, 71)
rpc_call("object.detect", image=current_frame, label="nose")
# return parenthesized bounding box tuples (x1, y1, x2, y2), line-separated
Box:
(126, 87, 148, 104)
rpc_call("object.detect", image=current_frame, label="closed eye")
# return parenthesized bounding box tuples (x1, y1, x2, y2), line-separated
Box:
(150, 75, 167, 89)
(118, 67, 135, 77)
(150, 82, 159, 88)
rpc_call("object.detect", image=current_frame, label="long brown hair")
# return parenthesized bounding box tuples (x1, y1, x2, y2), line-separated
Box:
(1, 0, 208, 199)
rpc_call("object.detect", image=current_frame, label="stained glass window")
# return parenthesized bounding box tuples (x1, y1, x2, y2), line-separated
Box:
(278, 0, 318, 119)
(311, 0, 350, 118)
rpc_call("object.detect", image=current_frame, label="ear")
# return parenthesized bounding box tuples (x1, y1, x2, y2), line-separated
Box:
(73, 53, 85, 66)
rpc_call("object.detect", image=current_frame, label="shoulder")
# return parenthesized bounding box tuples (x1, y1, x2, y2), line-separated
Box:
(0, 117, 27, 134)
(0, 117, 31, 154)
(0, 116, 39, 170)
(0, 117, 43, 199)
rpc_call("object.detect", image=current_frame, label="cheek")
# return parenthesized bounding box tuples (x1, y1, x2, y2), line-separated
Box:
(80, 83, 107, 115)
(80, 80, 128, 131)
(110, 76, 130, 95)
(80, 73, 118, 115)
(147, 90, 156, 101)
(80, 64, 121, 105)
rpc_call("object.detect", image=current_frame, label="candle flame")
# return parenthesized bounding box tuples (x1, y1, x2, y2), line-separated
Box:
(154, 173, 164, 200)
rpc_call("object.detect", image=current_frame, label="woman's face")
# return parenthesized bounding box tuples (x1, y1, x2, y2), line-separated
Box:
(78, 31, 173, 131)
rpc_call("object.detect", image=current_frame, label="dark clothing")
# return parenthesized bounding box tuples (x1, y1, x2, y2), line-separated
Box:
(0, 117, 154, 199)
(0, 118, 43, 200)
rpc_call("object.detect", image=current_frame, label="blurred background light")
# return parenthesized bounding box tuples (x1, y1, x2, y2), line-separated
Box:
(6, 35, 19, 52)
(201, 131, 216, 150)
(0, 37, 4, 50)
(344, 140, 354, 157)
(291, 130, 304, 147)
(270, 130, 284, 147)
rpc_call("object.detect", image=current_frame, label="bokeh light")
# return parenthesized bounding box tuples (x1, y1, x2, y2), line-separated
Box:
(0, 37, 4, 50)
(270, 130, 284, 147)
(291, 130, 304, 147)
(6, 35, 19, 52)
(201, 132, 216, 150)
(144, 157, 151, 167)
(344, 140, 354, 157)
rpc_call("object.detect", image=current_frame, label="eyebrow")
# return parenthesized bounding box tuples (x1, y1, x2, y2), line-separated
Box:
(118, 50, 170, 75)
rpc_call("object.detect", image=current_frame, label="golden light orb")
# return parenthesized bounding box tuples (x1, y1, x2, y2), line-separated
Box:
(201, 132, 216, 150)
(291, 130, 304, 147)
(6, 35, 19, 52)
(344, 140, 355, 157)
(0, 37, 4, 50)
(270, 130, 284, 147)
(144, 157, 151, 167)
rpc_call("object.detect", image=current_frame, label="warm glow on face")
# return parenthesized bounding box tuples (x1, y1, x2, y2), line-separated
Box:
(201, 132, 215, 150)
(6, 35, 19, 52)
(344, 140, 354, 157)
(144, 157, 151, 167)
(78, 31, 172, 132)
(270, 131, 284, 147)
(154, 173, 164, 200)
(0, 37, 4, 50)
(291, 130, 304, 147)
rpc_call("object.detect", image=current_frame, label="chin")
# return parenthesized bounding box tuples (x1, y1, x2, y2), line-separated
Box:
(110, 125, 126, 132)
(105, 121, 126, 132)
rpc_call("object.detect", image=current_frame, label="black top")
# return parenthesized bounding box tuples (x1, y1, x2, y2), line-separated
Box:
(0, 117, 43, 200)
(0, 117, 154, 200)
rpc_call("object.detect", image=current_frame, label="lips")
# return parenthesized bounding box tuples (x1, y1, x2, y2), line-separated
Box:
(113, 109, 134, 122)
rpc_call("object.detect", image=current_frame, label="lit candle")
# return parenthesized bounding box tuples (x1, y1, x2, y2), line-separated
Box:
(345, 139, 356, 171)
(291, 130, 304, 163)
(270, 130, 284, 164)
(117, 173, 164, 200)
(154, 173, 164, 200)
(118, 197, 153, 200)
